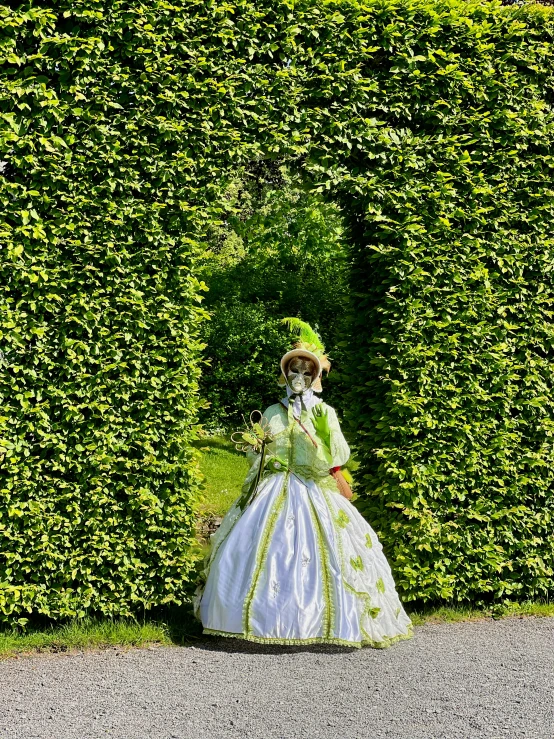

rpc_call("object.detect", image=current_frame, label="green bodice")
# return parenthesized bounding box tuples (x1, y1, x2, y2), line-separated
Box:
(243, 401, 350, 493)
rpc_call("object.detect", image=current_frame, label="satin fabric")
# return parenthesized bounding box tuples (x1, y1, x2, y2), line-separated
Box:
(195, 468, 413, 647)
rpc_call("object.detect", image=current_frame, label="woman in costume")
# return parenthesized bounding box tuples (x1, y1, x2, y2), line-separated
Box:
(194, 319, 413, 648)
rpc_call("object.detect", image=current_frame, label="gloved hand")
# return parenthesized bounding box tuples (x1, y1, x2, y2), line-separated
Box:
(311, 405, 333, 465)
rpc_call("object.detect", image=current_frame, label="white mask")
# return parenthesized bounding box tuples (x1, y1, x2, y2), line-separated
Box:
(287, 371, 311, 394)
(286, 357, 316, 394)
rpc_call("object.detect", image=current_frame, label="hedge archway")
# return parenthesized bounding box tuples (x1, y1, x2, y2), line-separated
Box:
(0, 0, 553, 621)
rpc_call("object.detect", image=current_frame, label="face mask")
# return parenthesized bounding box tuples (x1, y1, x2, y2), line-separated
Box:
(287, 371, 310, 394)
(286, 358, 316, 394)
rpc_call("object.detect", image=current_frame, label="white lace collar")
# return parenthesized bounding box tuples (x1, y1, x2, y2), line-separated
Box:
(281, 386, 322, 419)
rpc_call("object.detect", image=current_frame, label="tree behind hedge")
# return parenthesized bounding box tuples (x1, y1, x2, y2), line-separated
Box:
(198, 165, 350, 429)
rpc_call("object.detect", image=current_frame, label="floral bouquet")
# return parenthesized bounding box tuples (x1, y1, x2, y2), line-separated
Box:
(231, 411, 281, 510)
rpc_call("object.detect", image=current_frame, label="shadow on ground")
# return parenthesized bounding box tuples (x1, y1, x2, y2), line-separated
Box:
(194, 636, 360, 656)
(160, 604, 361, 655)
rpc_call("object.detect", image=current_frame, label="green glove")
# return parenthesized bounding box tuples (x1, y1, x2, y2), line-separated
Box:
(311, 405, 333, 465)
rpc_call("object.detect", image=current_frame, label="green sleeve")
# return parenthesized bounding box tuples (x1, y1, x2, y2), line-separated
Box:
(325, 405, 350, 467)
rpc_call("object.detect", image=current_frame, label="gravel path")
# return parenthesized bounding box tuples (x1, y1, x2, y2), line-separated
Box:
(1, 617, 553, 739)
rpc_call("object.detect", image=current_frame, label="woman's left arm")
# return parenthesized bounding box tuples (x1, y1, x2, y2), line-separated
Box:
(312, 404, 350, 468)
(325, 405, 351, 468)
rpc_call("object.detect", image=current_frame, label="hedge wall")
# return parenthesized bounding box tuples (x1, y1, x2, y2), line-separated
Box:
(339, 3, 554, 603)
(1, 0, 553, 620)
(0, 2, 209, 622)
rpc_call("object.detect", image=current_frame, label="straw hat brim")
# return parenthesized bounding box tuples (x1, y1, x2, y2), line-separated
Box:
(280, 349, 321, 380)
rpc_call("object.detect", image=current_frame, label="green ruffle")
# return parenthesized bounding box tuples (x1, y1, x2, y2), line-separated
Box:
(242, 473, 288, 635)
(202, 624, 414, 650)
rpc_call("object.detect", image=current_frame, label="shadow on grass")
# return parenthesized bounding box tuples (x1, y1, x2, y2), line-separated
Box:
(191, 437, 241, 455)
(146, 602, 204, 646)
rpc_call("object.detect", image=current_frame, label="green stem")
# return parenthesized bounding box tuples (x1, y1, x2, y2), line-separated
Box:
(247, 440, 267, 507)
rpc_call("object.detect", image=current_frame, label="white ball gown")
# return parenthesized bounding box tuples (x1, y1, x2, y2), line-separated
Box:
(194, 391, 413, 648)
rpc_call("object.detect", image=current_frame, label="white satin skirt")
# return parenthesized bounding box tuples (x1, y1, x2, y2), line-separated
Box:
(194, 471, 413, 648)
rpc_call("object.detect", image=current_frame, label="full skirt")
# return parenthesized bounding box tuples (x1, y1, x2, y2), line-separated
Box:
(194, 471, 413, 648)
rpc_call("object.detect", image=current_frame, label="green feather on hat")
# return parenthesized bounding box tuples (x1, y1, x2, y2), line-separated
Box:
(279, 317, 331, 392)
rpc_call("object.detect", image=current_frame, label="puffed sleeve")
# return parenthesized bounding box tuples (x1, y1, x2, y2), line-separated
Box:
(325, 404, 350, 468)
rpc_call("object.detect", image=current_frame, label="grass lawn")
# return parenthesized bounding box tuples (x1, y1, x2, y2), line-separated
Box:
(0, 618, 172, 658)
(193, 434, 249, 517)
(1, 434, 552, 659)
(193, 433, 361, 518)
(0, 606, 208, 660)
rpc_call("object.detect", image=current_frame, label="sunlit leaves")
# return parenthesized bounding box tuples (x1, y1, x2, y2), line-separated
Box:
(342, 1, 554, 604)
(0, 0, 552, 620)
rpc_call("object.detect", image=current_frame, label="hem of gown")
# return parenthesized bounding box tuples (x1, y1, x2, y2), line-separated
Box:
(202, 624, 414, 650)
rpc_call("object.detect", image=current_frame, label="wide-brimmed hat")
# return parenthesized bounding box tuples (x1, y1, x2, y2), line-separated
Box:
(279, 318, 330, 393)
(280, 348, 322, 380)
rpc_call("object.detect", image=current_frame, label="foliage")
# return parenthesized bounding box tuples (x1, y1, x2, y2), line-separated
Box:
(0, 0, 553, 619)
(198, 166, 349, 428)
(340, 3, 554, 604)
(0, 2, 208, 622)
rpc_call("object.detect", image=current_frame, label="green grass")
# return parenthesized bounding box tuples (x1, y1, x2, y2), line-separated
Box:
(0, 618, 171, 659)
(409, 601, 554, 626)
(194, 433, 362, 518)
(194, 435, 249, 517)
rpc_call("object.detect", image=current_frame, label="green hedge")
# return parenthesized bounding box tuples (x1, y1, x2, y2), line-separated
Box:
(1, 0, 553, 619)
(340, 4, 554, 603)
(0, 3, 207, 622)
